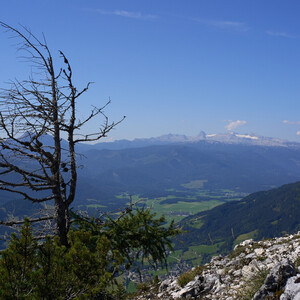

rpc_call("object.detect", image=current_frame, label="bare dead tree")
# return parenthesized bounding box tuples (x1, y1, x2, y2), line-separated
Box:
(0, 22, 125, 246)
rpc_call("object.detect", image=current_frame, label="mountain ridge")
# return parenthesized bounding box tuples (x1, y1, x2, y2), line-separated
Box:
(92, 131, 300, 151)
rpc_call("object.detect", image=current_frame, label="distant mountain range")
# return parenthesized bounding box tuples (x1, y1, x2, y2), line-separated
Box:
(90, 131, 300, 151)
(75, 141, 300, 202)
(1, 131, 300, 208)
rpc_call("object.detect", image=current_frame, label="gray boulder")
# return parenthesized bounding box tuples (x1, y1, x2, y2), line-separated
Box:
(159, 277, 178, 293)
(253, 259, 297, 300)
(172, 274, 222, 299)
(280, 275, 300, 300)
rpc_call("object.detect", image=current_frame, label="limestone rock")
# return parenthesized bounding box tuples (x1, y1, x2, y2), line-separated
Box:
(252, 259, 297, 300)
(133, 232, 300, 299)
(280, 275, 300, 300)
(171, 274, 222, 299)
(254, 248, 265, 256)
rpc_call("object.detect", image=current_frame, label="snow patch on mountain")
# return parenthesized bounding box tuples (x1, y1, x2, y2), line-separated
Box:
(235, 134, 259, 140)
(93, 131, 300, 150)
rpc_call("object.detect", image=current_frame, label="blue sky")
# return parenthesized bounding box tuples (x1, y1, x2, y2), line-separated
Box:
(1, 1, 300, 141)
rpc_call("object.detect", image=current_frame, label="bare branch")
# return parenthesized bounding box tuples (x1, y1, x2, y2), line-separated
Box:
(0, 22, 124, 245)
(0, 186, 53, 202)
(0, 216, 53, 226)
(75, 116, 126, 143)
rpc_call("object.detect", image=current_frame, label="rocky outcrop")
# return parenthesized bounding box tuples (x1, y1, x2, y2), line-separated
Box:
(252, 259, 297, 299)
(169, 274, 222, 299)
(281, 275, 300, 299)
(134, 232, 300, 299)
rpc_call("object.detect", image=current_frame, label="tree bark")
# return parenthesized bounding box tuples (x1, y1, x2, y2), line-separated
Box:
(54, 198, 69, 246)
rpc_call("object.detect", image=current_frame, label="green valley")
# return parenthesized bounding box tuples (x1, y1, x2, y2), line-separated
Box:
(77, 183, 245, 268)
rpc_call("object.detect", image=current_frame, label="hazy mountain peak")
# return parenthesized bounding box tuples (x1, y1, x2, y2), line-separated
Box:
(197, 131, 206, 139)
(92, 131, 300, 151)
(148, 131, 292, 147)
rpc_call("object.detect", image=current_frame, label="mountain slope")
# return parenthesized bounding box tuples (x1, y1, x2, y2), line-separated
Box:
(77, 142, 300, 199)
(178, 181, 300, 254)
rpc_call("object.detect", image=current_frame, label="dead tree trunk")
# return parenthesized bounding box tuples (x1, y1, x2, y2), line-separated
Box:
(0, 22, 125, 246)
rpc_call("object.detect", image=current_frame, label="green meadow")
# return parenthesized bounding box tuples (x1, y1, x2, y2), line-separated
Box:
(80, 181, 244, 266)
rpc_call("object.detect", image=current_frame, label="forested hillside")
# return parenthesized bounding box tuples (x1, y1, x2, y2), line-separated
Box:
(75, 141, 300, 202)
(177, 181, 300, 259)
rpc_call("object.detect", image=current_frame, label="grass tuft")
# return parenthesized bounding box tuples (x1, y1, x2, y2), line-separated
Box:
(177, 266, 205, 287)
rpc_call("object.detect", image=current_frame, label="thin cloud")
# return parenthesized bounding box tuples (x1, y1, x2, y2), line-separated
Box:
(226, 120, 247, 131)
(266, 31, 299, 39)
(283, 120, 300, 125)
(95, 9, 157, 20)
(193, 18, 249, 32)
(283, 121, 300, 136)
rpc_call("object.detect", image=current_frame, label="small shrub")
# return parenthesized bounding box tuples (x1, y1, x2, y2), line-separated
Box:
(240, 257, 252, 266)
(238, 266, 269, 299)
(137, 282, 151, 293)
(131, 277, 160, 299)
(228, 245, 247, 259)
(177, 266, 205, 287)
(295, 256, 300, 268)
(273, 289, 284, 298)
(257, 255, 267, 262)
